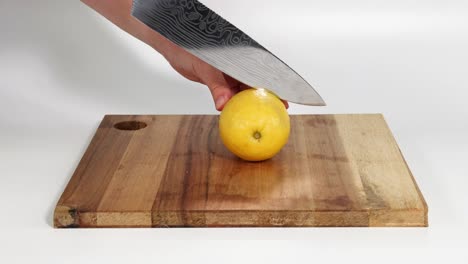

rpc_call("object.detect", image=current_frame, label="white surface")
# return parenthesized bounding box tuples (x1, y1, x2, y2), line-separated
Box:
(1, 0, 468, 262)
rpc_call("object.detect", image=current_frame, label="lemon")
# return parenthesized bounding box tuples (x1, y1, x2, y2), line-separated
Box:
(219, 88, 290, 161)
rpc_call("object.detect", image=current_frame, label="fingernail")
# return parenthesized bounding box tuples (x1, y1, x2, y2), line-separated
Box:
(215, 96, 226, 110)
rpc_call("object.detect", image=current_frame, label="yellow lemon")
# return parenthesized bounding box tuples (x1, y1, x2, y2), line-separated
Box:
(219, 88, 290, 161)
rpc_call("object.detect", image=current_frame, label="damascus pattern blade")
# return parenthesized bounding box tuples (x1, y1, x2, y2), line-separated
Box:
(132, 0, 325, 105)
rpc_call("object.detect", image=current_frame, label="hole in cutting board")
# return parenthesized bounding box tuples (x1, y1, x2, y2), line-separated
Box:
(113, 121, 147, 131)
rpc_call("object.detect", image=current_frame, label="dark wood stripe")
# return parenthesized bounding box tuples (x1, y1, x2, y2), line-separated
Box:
(152, 115, 216, 226)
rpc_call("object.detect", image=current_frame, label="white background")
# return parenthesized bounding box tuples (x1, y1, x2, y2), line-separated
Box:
(1, 0, 468, 262)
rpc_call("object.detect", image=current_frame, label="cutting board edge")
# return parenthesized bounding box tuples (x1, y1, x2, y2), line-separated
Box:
(54, 206, 427, 228)
(379, 114, 429, 225)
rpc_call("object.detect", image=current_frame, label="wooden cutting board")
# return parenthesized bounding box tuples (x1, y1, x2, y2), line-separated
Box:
(54, 114, 427, 228)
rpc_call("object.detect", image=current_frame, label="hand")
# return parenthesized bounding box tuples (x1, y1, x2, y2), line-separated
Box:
(159, 38, 248, 110)
(81, 0, 288, 111)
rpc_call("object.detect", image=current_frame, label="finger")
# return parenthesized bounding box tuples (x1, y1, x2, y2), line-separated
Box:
(239, 83, 251, 91)
(222, 74, 241, 95)
(213, 76, 289, 109)
(223, 74, 241, 89)
(200, 67, 237, 111)
(240, 84, 289, 109)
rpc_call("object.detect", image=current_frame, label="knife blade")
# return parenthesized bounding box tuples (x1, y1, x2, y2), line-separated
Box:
(132, 0, 325, 106)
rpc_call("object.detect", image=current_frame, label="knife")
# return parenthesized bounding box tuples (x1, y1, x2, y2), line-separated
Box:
(132, 0, 325, 106)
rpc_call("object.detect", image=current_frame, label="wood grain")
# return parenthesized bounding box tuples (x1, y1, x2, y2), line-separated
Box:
(54, 114, 427, 227)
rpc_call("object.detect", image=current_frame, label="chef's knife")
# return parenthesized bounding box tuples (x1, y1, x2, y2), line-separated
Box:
(132, 0, 325, 106)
